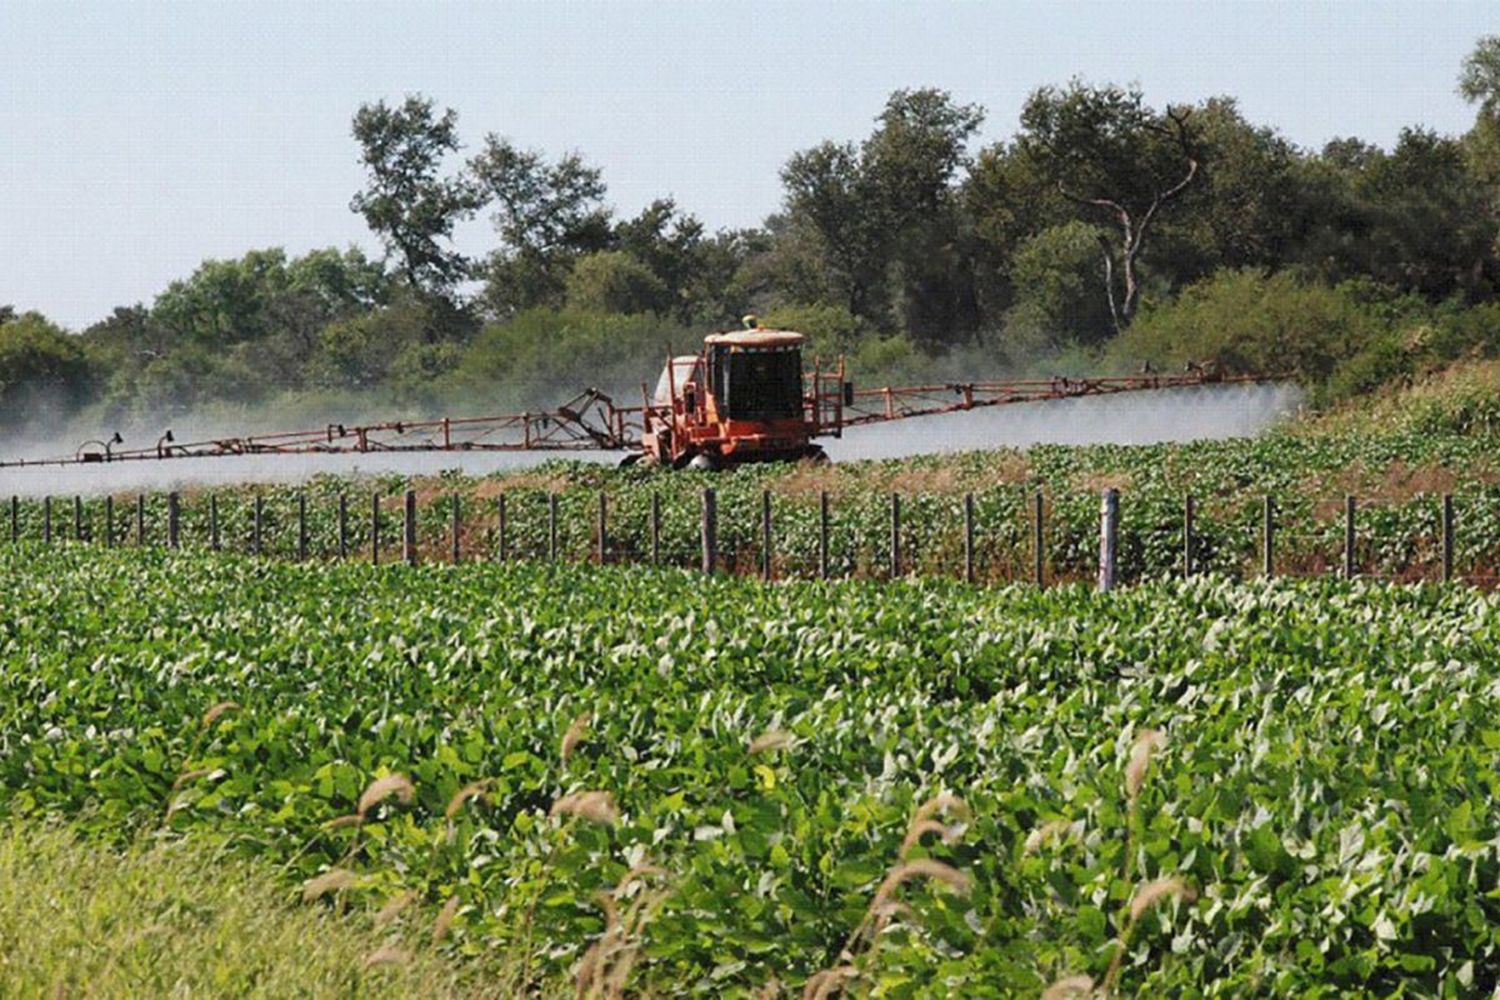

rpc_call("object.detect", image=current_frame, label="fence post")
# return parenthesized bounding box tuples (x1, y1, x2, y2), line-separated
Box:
(9, 495, 16, 544)
(136, 494, 146, 546)
(1183, 493, 1195, 577)
(548, 493, 559, 562)
(650, 492, 661, 566)
(701, 487, 717, 573)
(761, 490, 773, 581)
(496, 493, 508, 562)
(252, 494, 262, 556)
(297, 492, 308, 561)
(74, 496, 85, 543)
(403, 489, 417, 566)
(963, 492, 975, 584)
(1033, 490, 1045, 588)
(104, 495, 114, 548)
(889, 493, 902, 579)
(452, 494, 462, 565)
(819, 490, 830, 580)
(210, 494, 220, 552)
(168, 492, 181, 549)
(1262, 494, 1274, 578)
(1343, 494, 1356, 580)
(370, 492, 380, 565)
(337, 493, 348, 560)
(43, 496, 51, 544)
(596, 491, 607, 565)
(1098, 488, 1120, 592)
(1441, 493, 1454, 584)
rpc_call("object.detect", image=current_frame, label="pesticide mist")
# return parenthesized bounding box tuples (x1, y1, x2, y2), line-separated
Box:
(0, 382, 1301, 497)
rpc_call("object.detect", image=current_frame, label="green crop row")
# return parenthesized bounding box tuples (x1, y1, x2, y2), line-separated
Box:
(2, 547, 1498, 996)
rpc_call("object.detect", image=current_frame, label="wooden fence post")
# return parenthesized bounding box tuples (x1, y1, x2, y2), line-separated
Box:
(889, 493, 902, 579)
(104, 495, 114, 548)
(701, 487, 717, 574)
(252, 494, 262, 556)
(1441, 493, 1454, 584)
(168, 492, 181, 549)
(1183, 494, 1195, 577)
(74, 496, 85, 543)
(297, 492, 308, 561)
(1033, 490, 1045, 588)
(43, 496, 51, 544)
(650, 493, 661, 566)
(8, 495, 16, 544)
(136, 494, 145, 546)
(1098, 488, 1119, 592)
(370, 492, 380, 565)
(819, 490, 830, 580)
(210, 494, 220, 552)
(403, 489, 417, 566)
(548, 493, 559, 562)
(1343, 494, 1356, 580)
(451, 494, 462, 565)
(963, 492, 975, 584)
(1262, 494, 1274, 578)
(337, 493, 348, 560)
(596, 491, 607, 565)
(496, 493, 508, 562)
(761, 490, 773, 581)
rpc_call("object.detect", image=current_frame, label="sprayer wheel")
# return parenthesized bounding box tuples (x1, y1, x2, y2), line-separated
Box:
(618, 453, 643, 468)
(802, 445, 830, 465)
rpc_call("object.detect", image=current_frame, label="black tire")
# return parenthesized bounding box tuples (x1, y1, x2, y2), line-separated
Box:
(802, 445, 831, 465)
(618, 452, 643, 468)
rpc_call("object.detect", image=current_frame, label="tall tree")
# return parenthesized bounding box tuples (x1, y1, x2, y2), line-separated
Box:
(350, 96, 482, 298)
(1019, 82, 1199, 331)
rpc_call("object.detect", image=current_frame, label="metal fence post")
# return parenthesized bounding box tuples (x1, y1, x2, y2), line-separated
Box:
(650, 492, 661, 566)
(1098, 488, 1120, 592)
(889, 493, 902, 579)
(209, 494, 220, 551)
(168, 492, 181, 549)
(136, 494, 146, 547)
(548, 492, 559, 562)
(1183, 494, 1195, 577)
(1343, 494, 1356, 580)
(104, 495, 114, 548)
(819, 490, 830, 580)
(701, 487, 717, 574)
(596, 491, 607, 565)
(74, 496, 84, 542)
(761, 490, 773, 581)
(1262, 494, 1274, 578)
(370, 492, 380, 565)
(1033, 490, 1045, 588)
(337, 493, 348, 560)
(496, 493, 508, 562)
(8, 495, 16, 544)
(297, 492, 308, 561)
(252, 494, 263, 556)
(403, 489, 417, 566)
(43, 496, 51, 544)
(963, 492, 975, 584)
(451, 494, 462, 565)
(1441, 493, 1454, 584)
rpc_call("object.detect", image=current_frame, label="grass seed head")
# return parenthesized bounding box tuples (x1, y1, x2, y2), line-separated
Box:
(1041, 974, 1096, 999)
(802, 965, 859, 1000)
(910, 793, 969, 826)
(302, 868, 357, 903)
(870, 859, 971, 913)
(1125, 729, 1167, 801)
(357, 774, 415, 818)
(1024, 819, 1080, 854)
(361, 942, 410, 969)
(171, 768, 213, 792)
(550, 790, 619, 826)
(748, 730, 794, 754)
(561, 711, 592, 762)
(444, 780, 490, 821)
(431, 895, 460, 946)
(373, 890, 415, 928)
(899, 819, 964, 859)
(1129, 876, 1197, 922)
(201, 701, 239, 728)
(324, 813, 364, 831)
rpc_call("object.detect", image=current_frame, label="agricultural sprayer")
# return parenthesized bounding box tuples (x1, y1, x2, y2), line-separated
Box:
(0, 321, 1274, 471)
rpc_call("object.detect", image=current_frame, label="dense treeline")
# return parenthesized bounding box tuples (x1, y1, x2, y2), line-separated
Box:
(5, 37, 1500, 434)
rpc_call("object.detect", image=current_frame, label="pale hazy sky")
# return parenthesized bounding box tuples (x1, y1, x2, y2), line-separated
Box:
(2, 0, 1494, 329)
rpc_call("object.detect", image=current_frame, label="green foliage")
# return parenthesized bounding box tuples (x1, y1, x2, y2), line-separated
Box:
(1002, 221, 1113, 352)
(564, 251, 670, 316)
(0, 311, 96, 426)
(3, 548, 1499, 996)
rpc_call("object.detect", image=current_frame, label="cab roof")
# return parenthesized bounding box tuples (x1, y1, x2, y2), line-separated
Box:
(703, 329, 804, 349)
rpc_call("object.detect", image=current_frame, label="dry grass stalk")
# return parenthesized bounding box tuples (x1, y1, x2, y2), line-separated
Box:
(444, 780, 491, 821)
(302, 868, 357, 903)
(869, 859, 971, 914)
(1129, 876, 1196, 921)
(561, 711, 593, 762)
(1124, 729, 1166, 801)
(171, 768, 213, 792)
(899, 819, 963, 859)
(897, 794, 968, 860)
(575, 872, 671, 1000)
(373, 890, 416, 927)
(324, 813, 365, 831)
(1042, 974, 1096, 999)
(1024, 819, 1079, 855)
(748, 730, 795, 755)
(357, 774, 415, 818)
(802, 965, 859, 1000)
(201, 701, 239, 728)
(431, 895, 460, 946)
(361, 942, 411, 969)
(550, 790, 619, 826)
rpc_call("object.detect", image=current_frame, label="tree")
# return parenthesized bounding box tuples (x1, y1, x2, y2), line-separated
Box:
(1002, 221, 1115, 354)
(0, 313, 97, 427)
(779, 140, 888, 321)
(469, 136, 612, 314)
(613, 199, 706, 320)
(564, 251, 670, 315)
(350, 95, 482, 298)
(1019, 82, 1200, 331)
(1459, 35, 1500, 250)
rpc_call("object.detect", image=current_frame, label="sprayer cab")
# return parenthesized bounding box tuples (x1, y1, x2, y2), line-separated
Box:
(638, 328, 847, 469)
